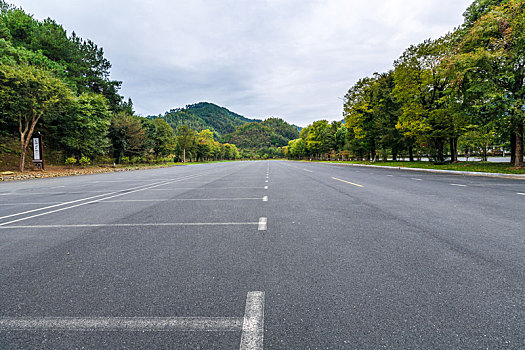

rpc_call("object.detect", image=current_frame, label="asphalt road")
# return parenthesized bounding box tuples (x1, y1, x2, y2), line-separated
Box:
(0, 160, 524, 349)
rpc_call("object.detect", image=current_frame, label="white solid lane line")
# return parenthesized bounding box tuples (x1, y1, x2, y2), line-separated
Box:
(0, 317, 243, 331)
(0, 222, 261, 229)
(101, 198, 266, 202)
(148, 187, 265, 191)
(239, 291, 265, 350)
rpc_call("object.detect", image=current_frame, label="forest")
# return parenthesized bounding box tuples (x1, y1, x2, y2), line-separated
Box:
(287, 0, 525, 167)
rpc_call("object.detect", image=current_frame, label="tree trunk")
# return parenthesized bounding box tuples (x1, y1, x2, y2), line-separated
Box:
(514, 123, 524, 167)
(408, 146, 414, 162)
(449, 138, 458, 163)
(510, 131, 516, 165)
(19, 142, 26, 172)
(183, 148, 186, 163)
(18, 110, 44, 173)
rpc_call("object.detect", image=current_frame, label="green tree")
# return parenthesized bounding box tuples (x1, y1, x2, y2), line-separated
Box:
(143, 118, 176, 157)
(393, 36, 464, 163)
(0, 62, 73, 171)
(305, 120, 333, 159)
(54, 93, 110, 159)
(448, 0, 525, 166)
(344, 76, 380, 160)
(463, 0, 507, 27)
(177, 125, 196, 163)
(108, 112, 147, 163)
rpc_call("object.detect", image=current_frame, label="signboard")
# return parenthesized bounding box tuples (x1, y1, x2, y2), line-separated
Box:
(33, 137, 41, 161)
(32, 134, 44, 169)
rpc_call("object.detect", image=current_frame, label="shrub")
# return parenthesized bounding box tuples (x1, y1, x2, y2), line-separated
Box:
(95, 156, 113, 165)
(79, 156, 91, 166)
(65, 157, 77, 167)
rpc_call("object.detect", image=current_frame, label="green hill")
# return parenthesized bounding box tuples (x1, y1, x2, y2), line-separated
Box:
(148, 102, 260, 138)
(221, 118, 299, 149)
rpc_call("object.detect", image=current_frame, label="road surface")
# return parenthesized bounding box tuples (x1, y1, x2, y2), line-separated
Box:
(0, 160, 524, 349)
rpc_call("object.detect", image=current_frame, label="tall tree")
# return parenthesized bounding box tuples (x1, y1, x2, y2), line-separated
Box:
(177, 125, 196, 163)
(393, 36, 464, 163)
(0, 62, 73, 171)
(108, 112, 147, 163)
(448, 0, 525, 166)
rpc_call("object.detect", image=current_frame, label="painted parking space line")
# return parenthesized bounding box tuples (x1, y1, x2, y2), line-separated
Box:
(0, 174, 203, 227)
(303, 169, 313, 173)
(411, 178, 423, 181)
(386, 175, 394, 177)
(0, 291, 265, 350)
(258, 217, 267, 231)
(332, 177, 363, 188)
(0, 174, 208, 221)
(451, 184, 467, 187)
(0, 191, 122, 221)
(148, 187, 266, 191)
(262, 196, 268, 202)
(101, 198, 267, 203)
(0, 317, 242, 331)
(0, 222, 261, 229)
(264, 186, 268, 190)
(0, 202, 64, 206)
(0, 191, 111, 196)
(239, 291, 265, 350)
(518, 193, 525, 196)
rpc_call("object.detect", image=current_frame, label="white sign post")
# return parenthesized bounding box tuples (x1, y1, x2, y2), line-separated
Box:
(32, 134, 44, 169)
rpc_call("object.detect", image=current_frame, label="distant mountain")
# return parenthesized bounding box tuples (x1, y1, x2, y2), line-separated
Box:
(148, 102, 261, 138)
(221, 118, 300, 149)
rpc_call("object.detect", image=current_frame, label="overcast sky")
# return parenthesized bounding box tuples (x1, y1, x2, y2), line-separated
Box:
(9, 0, 472, 126)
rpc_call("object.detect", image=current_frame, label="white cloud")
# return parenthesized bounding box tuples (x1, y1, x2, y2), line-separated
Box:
(9, 0, 473, 126)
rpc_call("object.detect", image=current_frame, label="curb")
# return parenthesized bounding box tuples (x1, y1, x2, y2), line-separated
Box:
(312, 162, 525, 180)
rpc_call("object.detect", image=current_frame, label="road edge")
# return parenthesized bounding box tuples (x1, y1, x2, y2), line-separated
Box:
(296, 161, 525, 180)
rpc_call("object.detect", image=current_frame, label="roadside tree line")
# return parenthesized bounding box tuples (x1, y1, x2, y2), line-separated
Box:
(287, 0, 525, 166)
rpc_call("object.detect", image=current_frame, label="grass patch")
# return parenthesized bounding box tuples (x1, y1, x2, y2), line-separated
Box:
(297, 160, 525, 174)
